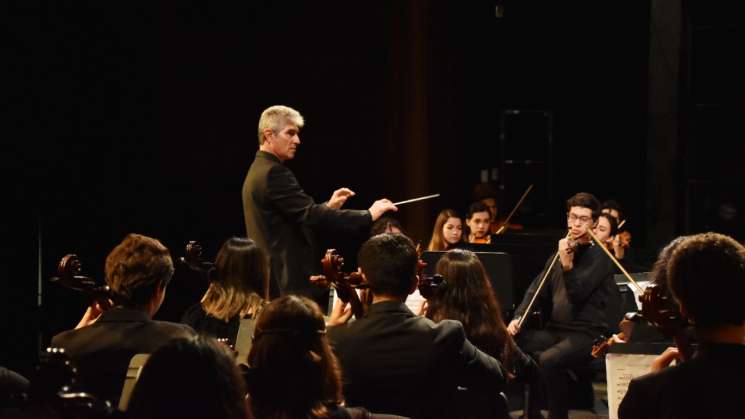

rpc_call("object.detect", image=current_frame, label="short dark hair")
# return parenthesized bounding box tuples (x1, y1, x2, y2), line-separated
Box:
(466, 201, 490, 220)
(566, 192, 601, 220)
(601, 200, 624, 220)
(668, 232, 745, 328)
(105, 234, 174, 307)
(370, 216, 404, 237)
(358, 233, 417, 298)
(598, 213, 619, 237)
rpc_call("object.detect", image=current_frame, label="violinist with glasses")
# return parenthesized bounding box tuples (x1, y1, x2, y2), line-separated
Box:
(506, 193, 615, 419)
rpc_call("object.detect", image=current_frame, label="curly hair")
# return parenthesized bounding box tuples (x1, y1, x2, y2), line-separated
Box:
(668, 232, 745, 328)
(105, 233, 174, 307)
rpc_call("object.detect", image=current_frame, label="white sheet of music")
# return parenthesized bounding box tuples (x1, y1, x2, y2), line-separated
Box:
(404, 289, 425, 315)
(605, 353, 658, 419)
(329, 288, 426, 317)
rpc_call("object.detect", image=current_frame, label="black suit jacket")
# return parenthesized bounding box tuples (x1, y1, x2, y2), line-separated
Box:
(242, 151, 372, 299)
(618, 343, 745, 419)
(50, 308, 195, 404)
(328, 301, 505, 419)
(514, 243, 616, 334)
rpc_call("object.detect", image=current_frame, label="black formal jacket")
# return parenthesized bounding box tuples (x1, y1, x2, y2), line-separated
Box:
(514, 242, 616, 335)
(328, 301, 505, 419)
(618, 343, 745, 419)
(50, 308, 195, 404)
(242, 151, 372, 299)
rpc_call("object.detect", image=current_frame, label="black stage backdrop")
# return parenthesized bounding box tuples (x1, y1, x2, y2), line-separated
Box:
(8, 0, 716, 376)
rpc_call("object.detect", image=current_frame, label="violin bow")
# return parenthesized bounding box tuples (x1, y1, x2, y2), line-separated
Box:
(495, 184, 533, 235)
(516, 230, 571, 331)
(587, 228, 644, 294)
(392, 193, 440, 206)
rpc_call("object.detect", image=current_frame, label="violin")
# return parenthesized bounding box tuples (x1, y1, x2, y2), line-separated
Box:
(587, 229, 694, 361)
(639, 281, 694, 361)
(591, 313, 640, 358)
(470, 234, 492, 244)
(617, 230, 632, 248)
(311, 249, 368, 319)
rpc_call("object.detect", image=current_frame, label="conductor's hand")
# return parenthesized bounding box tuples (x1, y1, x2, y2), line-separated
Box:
(368, 199, 397, 221)
(507, 319, 521, 336)
(327, 188, 356, 209)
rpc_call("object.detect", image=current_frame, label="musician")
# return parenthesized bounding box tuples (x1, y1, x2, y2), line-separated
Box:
(427, 209, 463, 250)
(50, 234, 195, 404)
(247, 295, 372, 419)
(619, 232, 745, 419)
(242, 105, 397, 304)
(370, 216, 404, 236)
(327, 233, 506, 418)
(506, 192, 615, 419)
(600, 199, 623, 221)
(592, 213, 618, 251)
(181, 237, 268, 347)
(425, 249, 538, 383)
(466, 202, 493, 244)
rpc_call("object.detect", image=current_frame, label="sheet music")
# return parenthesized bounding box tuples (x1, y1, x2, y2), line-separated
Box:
(330, 288, 426, 317)
(405, 289, 426, 315)
(605, 353, 658, 419)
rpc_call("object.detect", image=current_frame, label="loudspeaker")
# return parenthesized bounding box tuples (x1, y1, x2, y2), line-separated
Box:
(498, 109, 553, 227)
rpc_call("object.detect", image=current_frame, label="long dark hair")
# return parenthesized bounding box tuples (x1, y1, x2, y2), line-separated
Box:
(128, 335, 250, 419)
(202, 237, 268, 321)
(425, 249, 517, 365)
(247, 295, 343, 419)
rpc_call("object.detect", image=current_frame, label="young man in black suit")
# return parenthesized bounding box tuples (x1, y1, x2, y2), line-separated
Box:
(327, 233, 506, 419)
(507, 192, 615, 419)
(619, 232, 745, 419)
(51, 233, 195, 404)
(242, 105, 397, 303)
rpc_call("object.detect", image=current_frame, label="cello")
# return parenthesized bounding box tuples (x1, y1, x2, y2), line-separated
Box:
(311, 249, 368, 319)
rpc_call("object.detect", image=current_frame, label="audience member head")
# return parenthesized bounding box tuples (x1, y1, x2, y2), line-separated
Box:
(105, 233, 174, 315)
(466, 202, 491, 241)
(247, 295, 342, 419)
(358, 233, 418, 299)
(127, 335, 250, 419)
(202, 237, 269, 322)
(428, 209, 463, 251)
(426, 249, 514, 360)
(370, 216, 404, 236)
(593, 213, 619, 244)
(601, 199, 624, 222)
(668, 232, 745, 330)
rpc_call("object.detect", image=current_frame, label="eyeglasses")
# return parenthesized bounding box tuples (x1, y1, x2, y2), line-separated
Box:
(567, 213, 592, 223)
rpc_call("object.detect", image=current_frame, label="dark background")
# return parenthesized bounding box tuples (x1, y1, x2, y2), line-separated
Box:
(4, 0, 744, 377)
